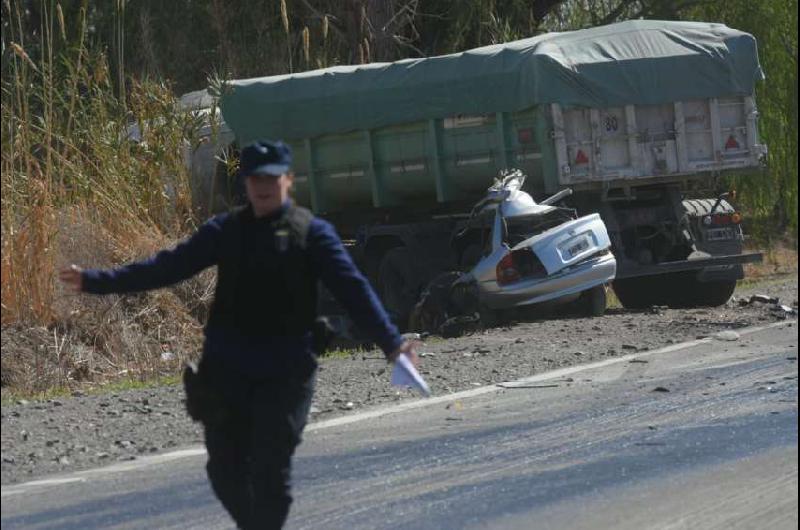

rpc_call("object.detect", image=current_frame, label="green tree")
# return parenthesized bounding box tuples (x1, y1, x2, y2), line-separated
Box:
(691, 0, 798, 238)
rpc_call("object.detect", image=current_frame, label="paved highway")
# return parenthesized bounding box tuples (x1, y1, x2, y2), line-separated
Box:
(2, 321, 797, 529)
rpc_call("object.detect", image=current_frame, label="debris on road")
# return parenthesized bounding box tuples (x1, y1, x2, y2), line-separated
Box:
(715, 330, 741, 341)
(652, 386, 671, 393)
(772, 305, 797, 318)
(749, 294, 780, 305)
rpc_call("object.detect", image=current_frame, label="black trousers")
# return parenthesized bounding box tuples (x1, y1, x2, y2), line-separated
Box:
(203, 366, 315, 529)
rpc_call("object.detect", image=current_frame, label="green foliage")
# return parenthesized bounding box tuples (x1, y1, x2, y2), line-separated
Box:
(689, 0, 798, 240)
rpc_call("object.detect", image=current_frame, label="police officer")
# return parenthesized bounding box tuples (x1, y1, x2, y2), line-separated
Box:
(59, 139, 417, 529)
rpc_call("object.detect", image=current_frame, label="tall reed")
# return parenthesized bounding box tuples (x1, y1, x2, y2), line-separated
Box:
(1, 2, 199, 328)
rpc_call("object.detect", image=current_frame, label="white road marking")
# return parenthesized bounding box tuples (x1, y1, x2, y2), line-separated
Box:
(2, 320, 793, 498)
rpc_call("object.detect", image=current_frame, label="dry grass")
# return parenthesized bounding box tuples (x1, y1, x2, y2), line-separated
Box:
(743, 239, 798, 280)
(1, 4, 210, 399)
(1, 206, 213, 398)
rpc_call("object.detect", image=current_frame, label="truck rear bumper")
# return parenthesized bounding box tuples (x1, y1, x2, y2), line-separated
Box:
(616, 252, 763, 280)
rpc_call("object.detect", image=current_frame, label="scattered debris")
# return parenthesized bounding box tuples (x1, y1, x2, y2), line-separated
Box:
(440, 314, 481, 338)
(772, 304, 797, 319)
(714, 330, 741, 341)
(749, 294, 780, 305)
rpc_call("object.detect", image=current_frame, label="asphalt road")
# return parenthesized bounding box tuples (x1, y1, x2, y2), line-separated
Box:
(2, 321, 797, 529)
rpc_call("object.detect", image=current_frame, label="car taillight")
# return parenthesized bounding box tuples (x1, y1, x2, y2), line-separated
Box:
(703, 212, 742, 225)
(496, 252, 521, 285)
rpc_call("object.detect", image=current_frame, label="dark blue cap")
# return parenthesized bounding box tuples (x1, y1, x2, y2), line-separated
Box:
(238, 140, 292, 178)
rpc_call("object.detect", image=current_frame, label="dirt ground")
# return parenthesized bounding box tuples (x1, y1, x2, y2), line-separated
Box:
(1, 274, 797, 485)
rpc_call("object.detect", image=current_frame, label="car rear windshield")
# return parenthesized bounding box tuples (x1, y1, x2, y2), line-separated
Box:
(505, 208, 577, 246)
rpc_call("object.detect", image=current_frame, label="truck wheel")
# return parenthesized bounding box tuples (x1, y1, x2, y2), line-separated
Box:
(613, 277, 669, 309)
(673, 278, 737, 308)
(377, 247, 416, 330)
(698, 279, 737, 306)
(580, 285, 607, 317)
(614, 274, 736, 309)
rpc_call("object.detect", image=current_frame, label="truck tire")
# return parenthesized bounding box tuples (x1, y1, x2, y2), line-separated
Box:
(674, 278, 737, 307)
(377, 247, 416, 330)
(580, 285, 607, 317)
(614, 274, 736, 309)
(612, 276, 669, 309)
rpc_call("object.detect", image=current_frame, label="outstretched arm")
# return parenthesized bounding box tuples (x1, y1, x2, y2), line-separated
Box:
(308, 218, 417, 365)
(59, 215, 225, 295)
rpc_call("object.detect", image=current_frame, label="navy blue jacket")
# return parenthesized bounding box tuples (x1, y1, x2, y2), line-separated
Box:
(82, 203, 403, 375)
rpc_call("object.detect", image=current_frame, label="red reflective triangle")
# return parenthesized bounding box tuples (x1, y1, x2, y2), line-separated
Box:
(575, 149, 589, 164)
(725, 135, 740, 150)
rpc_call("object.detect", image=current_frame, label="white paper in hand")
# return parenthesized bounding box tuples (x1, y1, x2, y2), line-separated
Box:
(391, 353, 431, 397)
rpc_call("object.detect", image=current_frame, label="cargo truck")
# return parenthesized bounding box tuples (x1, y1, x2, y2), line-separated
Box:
(185, 20, 765, 327)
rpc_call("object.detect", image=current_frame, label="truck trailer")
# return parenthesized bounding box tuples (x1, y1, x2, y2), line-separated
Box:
(186, 19, 765, 326)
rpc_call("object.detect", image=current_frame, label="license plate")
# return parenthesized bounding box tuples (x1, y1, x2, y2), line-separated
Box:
(563, 237, 590, 259)
(706, 227, 735, 241)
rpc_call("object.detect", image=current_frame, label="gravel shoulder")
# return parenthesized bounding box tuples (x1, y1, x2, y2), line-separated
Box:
(2, 275, 797, 486)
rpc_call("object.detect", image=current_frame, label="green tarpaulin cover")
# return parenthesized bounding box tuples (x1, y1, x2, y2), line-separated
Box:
(220, 20, 763, 143)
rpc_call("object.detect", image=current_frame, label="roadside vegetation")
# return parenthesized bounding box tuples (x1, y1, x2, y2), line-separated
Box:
(1, 0, 796, 399)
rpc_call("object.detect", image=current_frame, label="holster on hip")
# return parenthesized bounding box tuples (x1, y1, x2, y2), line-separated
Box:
(311, 316, 336, 356)
(182, 361, 226, 426)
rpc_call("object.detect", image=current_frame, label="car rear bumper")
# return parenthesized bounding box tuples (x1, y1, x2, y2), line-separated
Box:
(480, 251, 617, 310)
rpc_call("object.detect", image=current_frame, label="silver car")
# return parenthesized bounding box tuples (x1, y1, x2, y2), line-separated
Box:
(455, 171, 617, 320)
